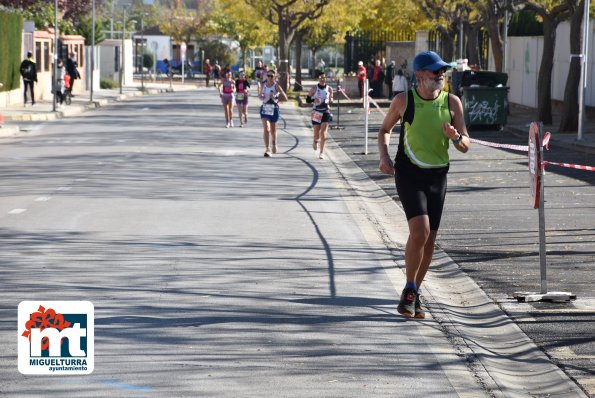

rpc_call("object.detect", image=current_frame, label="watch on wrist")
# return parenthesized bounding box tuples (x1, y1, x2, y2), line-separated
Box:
(452, 133, 463, 144)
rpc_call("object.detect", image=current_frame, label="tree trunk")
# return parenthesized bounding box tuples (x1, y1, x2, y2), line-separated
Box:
(486, 12, 504, 72)
(537, 18, 556, 124)
(466, 24, 481, 66)
(559, 0, 584, 132)
(293, 32, 303, 91)
(442, 28, 456, 62)
(277, 20, 292, 92)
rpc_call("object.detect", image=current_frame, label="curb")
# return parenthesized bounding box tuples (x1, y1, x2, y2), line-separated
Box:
(0, 87, 174, 126)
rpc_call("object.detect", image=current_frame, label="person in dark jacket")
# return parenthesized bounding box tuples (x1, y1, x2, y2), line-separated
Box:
(65, 52, 80, 95)
(385, 60, 396, 99)
(20, 51, 37, 106)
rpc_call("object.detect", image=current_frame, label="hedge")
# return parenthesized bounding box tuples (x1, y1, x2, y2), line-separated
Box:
(0, 10, 23, 92)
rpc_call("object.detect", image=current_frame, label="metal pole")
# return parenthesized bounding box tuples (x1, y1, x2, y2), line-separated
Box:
(537, 123, 547, 294)
(90, 0, 95, 102)
(364, 79, 369, 155)
(578, 0, 590, 141)
(53, 0, 58, 112)
(459, 21, 464, 60)
(503, 8, 509, 74)
(141, 16, 144, 91)
(120, 7, 125, 94)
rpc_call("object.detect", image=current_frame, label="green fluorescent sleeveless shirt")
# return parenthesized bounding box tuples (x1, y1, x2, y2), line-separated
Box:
(402, 89, 452, 168)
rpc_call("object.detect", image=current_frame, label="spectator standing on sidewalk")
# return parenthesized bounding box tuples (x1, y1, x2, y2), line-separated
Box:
(20, 51, 37, 106)
(258, 70, 288, 157)
(371, 59, 384, 98)
(204, 59, 212, 87)
(212, 60, 221, 81)
(316, 58, 326, 77)
(55, 58, 66, 107)
(357, 61, 367, 99)
(385, 60, 396, 99)
(392, 69, 408, 99)
(66, 52, 80, 95)
(377, 51, 470, 318)
(306, 73, 334, 159)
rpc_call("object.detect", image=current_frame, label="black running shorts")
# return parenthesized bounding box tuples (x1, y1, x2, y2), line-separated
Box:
(394, 160, 448, 231)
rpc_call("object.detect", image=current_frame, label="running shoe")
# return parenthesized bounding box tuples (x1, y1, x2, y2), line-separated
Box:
(225, 122, 230, 128)
(319, 153, 325, 159)
(264, 148, 271, 157)
(230, 120, 234, 127)
(414, 292, 425, 319)
(397, 287, 417, 318)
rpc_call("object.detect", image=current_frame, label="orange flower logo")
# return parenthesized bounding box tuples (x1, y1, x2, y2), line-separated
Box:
(21, 305, 72, 350)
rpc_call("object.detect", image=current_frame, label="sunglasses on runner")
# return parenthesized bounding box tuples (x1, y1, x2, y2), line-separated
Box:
(267, 74, 275, 78)
(425, 67, 448, 75)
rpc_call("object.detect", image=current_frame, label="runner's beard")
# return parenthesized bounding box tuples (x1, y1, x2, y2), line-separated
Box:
(422, 76, 445, 92)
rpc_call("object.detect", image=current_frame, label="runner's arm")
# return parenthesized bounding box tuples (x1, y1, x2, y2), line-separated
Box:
(378, 92, 405, 175)
(445, 94, 470, 153)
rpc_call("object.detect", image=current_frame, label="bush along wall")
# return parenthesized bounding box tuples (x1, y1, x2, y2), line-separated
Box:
(0, 9, 24, 92)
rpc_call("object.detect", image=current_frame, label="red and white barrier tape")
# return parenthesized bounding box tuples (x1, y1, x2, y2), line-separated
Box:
(469, 138, 529, 152)
(470, 132, 551, 152)
(543, 161, 595, 171)
(337, 88, 355, 102)
(367, 96, 387, 117)
(472, 132, 593, 172)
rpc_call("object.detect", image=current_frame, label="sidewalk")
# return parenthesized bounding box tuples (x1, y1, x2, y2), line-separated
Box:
(0, 81, 197, 136)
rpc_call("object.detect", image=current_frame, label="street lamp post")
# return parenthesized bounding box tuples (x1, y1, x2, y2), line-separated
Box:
(90, 0, 95, 102)
(119, 7, 126, 95)
(140, 15, 145, 91)
(53, 0, 58, 112)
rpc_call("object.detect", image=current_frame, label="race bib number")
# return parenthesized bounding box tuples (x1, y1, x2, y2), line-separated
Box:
(236, 93, 244, 101)
(311, 111, 324, 123)
(262, 104, 275, 116)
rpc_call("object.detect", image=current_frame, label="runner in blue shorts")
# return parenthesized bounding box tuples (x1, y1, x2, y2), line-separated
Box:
(306, 73, 333, 159)
(259, 71, 288, 157)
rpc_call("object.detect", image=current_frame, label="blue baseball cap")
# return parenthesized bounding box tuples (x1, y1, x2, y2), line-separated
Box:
(413, 51, 451, 72)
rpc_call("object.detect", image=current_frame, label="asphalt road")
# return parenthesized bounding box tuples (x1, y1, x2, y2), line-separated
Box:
(0, 88, 590, 397)
(0, 90, 490, 396)
(322, 104, 595, 397)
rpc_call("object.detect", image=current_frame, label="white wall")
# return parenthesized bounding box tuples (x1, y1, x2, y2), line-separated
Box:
(97, 39, 134, 86)
(506, 20, 595, 108)
(144, 35, 171, 62)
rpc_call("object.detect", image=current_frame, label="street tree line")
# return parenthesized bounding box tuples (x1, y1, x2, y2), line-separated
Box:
(1, 0, 592, 132)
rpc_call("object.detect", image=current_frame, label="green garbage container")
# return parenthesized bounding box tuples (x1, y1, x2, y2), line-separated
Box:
(461, 86, 509, 128)
(460, 71, 509, 128)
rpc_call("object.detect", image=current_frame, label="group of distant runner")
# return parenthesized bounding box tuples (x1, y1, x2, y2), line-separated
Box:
(212, 60, 331, 159)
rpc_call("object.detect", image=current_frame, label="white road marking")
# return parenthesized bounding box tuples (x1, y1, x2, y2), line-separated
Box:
(8, 209, 27, 214)
(35, 196, 52, 202)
